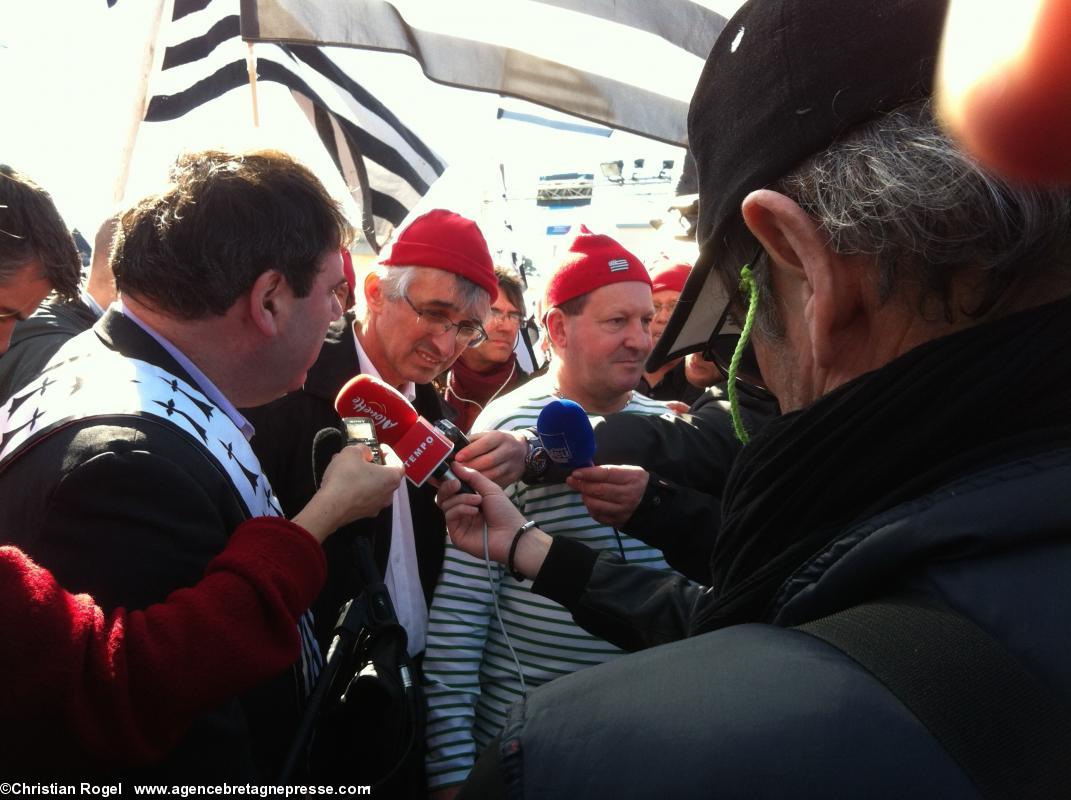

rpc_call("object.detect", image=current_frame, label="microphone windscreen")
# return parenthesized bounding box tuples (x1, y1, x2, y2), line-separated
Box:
(536, 399, 596, 468)
(334, 375, 418, 447)
(312, 426, 345, 490)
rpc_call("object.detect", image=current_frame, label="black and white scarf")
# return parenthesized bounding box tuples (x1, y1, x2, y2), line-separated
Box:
(0, 349, 323, 693)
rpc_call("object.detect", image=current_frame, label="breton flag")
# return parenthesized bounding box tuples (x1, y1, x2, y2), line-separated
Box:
(144, 0, 446, 251)
(237, 0, 730, 147)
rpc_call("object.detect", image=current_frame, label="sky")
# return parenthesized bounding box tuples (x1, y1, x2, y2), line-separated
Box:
(0, 0, 743, 266)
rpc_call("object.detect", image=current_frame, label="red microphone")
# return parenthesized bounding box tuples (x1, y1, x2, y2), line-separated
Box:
(335, 375, 469, 489)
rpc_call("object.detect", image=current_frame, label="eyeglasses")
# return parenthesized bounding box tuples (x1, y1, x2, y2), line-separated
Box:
(487, 307, 524, 325)
(652, 301, 678, 316)
(700, 247, 773, 401)
(402, 294, 488, 348)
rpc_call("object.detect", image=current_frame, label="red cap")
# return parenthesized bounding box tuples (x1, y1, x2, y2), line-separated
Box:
(544, 228, 651, 308)
(340, 248, 357, 308)
(341, 249, 356, 292)
(378, 209, 498, 301)
(650, 262, 691, 294)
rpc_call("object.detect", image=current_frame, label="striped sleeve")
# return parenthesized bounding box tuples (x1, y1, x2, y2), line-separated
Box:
(423, 536, 502, 790)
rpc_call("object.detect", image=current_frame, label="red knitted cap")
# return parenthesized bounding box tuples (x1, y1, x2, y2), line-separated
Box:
(650, 262, 692, 294)
(378, 209, 498, 301)
(544, 228, 651, 308)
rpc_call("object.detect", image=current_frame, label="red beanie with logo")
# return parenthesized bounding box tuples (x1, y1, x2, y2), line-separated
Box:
(650, 262, 692, 294)
(378, 209, 498, 301)
(544, 227, 651, 308)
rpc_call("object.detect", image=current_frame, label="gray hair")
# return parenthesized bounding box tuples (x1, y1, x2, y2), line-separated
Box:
(717, 99, 1071, 334)
(370, 264, 490, 320)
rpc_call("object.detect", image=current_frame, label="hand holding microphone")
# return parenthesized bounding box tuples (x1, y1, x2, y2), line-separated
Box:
(434, 462, 547, 574)
(452, 430, 530, 487)
(538, 400, 636, 550)
(441, 399, 595, 570)
(297, 433, 404, 543)
(334, 375, 474, 492)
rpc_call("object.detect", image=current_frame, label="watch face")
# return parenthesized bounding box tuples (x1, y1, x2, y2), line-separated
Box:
(526, 447, 549, 475)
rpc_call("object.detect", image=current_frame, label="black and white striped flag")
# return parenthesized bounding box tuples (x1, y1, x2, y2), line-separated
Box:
(145, 0, 446, 251)
(238, 0, 730, 147)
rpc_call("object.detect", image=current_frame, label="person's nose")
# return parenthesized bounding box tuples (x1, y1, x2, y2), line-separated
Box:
(624, 319, 651, 352)
(428, 326, 460, 358)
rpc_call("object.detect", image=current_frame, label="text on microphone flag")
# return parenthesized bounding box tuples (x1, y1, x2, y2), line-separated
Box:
(394, 422, 453, 486)
(346, 395, 400, 431)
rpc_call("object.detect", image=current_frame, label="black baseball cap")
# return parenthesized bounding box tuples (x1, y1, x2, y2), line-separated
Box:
(649, 0, 951, 370)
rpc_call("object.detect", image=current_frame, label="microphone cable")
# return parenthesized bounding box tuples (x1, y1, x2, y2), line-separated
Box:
(483, 520, 527, 695)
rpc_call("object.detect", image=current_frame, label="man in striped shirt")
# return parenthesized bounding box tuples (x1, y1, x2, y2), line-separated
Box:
(422, 229, 680, 796)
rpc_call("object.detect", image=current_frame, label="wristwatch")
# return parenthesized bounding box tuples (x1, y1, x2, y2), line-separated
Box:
(520, 427, 549, 483)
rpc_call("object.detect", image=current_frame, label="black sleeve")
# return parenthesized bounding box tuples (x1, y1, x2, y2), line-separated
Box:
(34, 441, 236, 611)
(620, 473, 719, 583)
(532, 537, 713, 652)
(593, 402, 743, 490)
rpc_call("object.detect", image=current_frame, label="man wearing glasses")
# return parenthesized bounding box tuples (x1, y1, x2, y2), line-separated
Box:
(441, 265, 532, 433)
(247, 208, 497, 663)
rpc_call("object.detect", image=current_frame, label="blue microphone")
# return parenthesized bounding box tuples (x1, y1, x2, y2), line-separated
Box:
(536, 399, 596, 469)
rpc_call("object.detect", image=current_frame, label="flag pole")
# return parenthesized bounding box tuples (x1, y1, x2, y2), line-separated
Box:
(112, 0, 170, 205)
(247, 42, 260, 127)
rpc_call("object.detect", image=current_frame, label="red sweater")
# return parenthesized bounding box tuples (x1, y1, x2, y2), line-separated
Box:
(0, 517, 326, 767)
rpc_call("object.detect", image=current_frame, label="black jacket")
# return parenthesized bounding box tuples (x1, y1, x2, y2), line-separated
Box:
(244, 314, 450, 650)
(590, 383, 776, 581)
(0, 297, 98, 405)
(478, 445, 1071, 798)
(636, 360, 704, 406)
(0, 310, 301, 780)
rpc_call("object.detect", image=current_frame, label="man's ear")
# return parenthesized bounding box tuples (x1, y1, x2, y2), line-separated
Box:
(544, 308, 568, 352)
(741, 189, 862, 369)
(364, 272, 385, 314)
(248, 270, 288, 337)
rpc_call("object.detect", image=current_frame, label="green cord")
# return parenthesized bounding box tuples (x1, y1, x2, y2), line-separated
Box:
(728, 264, 759, 444)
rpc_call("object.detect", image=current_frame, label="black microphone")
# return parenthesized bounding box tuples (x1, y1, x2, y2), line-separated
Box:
(431, 418, 475, 488)
(312, 425, 346, 490)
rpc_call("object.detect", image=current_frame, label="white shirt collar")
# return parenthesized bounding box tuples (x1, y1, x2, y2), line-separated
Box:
(118, 300, 255, 441)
